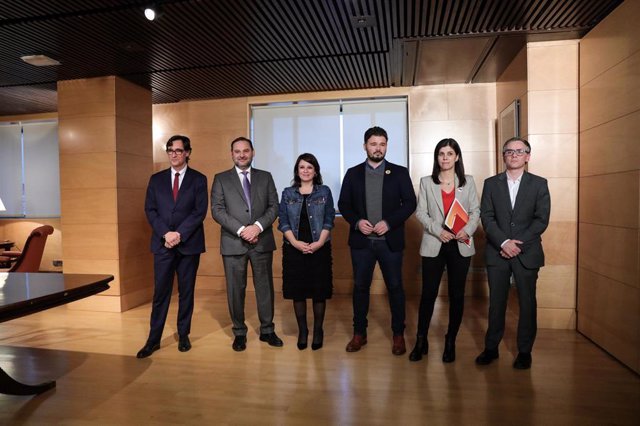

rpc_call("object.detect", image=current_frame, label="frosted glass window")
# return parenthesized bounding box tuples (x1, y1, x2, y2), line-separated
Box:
(0, 124, 23, 217)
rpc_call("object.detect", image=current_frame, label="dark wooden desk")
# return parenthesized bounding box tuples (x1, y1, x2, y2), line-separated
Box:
(0, 272, 112, 395)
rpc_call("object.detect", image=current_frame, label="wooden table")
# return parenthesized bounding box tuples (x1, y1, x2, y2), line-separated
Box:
(0, 272, 112, 395)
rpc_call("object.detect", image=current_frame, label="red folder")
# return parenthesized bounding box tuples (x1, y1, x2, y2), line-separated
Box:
(444, 198, 471, 247)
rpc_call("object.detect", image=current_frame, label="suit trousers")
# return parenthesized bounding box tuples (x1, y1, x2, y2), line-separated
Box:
(148, 250, 200, 345)
(417, 241, 471, 338)
(485, 258, 539, 353)
(223, 249, 275, 336)
(351, 239, 406, 336)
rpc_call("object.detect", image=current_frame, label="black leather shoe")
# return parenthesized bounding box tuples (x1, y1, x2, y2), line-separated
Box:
(232, 335, 247, 352)
(136, 343, 160, 359)
(513, 352, 532, 369)
(178, 335, 191, 352)
(311, 329, 324, 351)
(409, 335, 428, 362)
(442, 335, 456, 363)
(259, 332, 284, 347)
(297, 329, 308, 350)
(475, 349, 499, 365)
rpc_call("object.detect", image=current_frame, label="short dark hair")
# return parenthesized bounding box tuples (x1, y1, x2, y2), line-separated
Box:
(364, 126, 388, 144)
(231, 136, 254, 151)
(431, 138, 467, 187)
(503, 137, 531, 153)
(166, 135, 192, 162)
(292, 153, 323, 187)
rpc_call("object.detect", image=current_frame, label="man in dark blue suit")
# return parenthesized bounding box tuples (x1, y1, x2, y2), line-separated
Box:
(338, 126, 416, 355)
(137, 135, 208, 358)
(476, 137, 550, 369)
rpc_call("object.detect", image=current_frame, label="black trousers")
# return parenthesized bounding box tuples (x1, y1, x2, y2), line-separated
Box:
(416, 241, 471, 338)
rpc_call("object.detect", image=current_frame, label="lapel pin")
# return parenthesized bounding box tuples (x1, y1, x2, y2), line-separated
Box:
(385, 169, 391, 175)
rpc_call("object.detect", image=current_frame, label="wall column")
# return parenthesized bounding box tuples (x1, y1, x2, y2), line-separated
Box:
(58, 76, 154, 312)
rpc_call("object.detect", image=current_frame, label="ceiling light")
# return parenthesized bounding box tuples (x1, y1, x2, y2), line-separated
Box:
(144, 5, 163, 21)
(20, 54, 61, 66)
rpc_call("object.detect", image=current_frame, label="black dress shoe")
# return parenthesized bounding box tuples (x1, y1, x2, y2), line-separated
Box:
(311, 329, 323, 351)
(475, 349, 499, 365)
(178, 335, 191, 352)
(409, 335, 428, 362)
(232, 335, 247, 352)
(513, 352, 532, 369)
(297, 329, 308, 350)
(442, 335, 456, 363)
(136, 343, 160, 359)
(259, 332, 284, 347)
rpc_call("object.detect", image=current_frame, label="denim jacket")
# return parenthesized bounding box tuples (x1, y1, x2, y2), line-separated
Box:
(278, 184, 335, 243)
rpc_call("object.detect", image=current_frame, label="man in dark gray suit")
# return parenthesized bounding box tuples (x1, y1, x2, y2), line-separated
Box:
(476, 137, 550, 369)
(211, 137, 282, 351)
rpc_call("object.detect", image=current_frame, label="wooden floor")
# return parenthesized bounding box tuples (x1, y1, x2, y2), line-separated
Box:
(0, 291, 638, 425)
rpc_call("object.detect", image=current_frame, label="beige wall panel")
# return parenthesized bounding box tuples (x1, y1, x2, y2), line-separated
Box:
(580, 111, 640, 177)
(578, 268, 639, 373)
(332, 247, 354, 280)
(114, 78, 152, 125)
(527, 133, 578, 178)
(120, 285, 155, 311)
(62, 258, 120, 278)
(194, 275, 227, 291)
(198, 251, 225, 276)
(537, 265, 576, 309)
(411, 150, 494, 188)
(63, 224, 119, 260)
(447, 83, 497, 120)
(578, 223, 639, 288)
(204, 221, 221, 249)
(117, 221, 151, 258)
(152, 103, 190, 136)
(116, 152, 154, 189)
(496, 47, 527, 113)
(410, 119, 495, 154)
(528, 41, 579, 91)
(547, 178, 577, 222)
(116, 189, 148, 224)
(115, 117, 153, 156)
(60, 188, 117, 225)
(537, 308, 576, 329)
(580, 50, 640, 132)
(57, 77, 116, 118)
(543, 222, 577, 265)
(59, 152, 116, 189)
(185, 98, 248, 131)
(408, 86, 448, 121)
(119, 252, 153, 281)
(519, 92, 529, 140)
(67, 294, 123, 312)
(527, 89, 578, 135)
(119, 273, 155, 296)
(58, 116, 116, 153)
(579, 0, 640, 85)
(331, 217, 351, 244)
(579, 171, 639, 228)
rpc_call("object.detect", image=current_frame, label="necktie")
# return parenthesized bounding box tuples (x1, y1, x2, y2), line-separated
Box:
(173, 172, 180, 201)
(241, 171, 251, 209)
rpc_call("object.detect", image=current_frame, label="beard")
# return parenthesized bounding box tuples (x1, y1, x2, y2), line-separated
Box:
(367, 152, 385, 163)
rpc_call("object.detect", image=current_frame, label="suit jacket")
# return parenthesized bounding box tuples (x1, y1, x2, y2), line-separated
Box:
(338, 160, 416, 252)
(416, 174, 480, 257)
(211, 167, 279, 255)
(145, 167, 208, 255)
(480, 171, 551, 269)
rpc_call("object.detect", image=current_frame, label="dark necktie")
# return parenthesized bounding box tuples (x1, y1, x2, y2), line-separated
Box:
(173, 172, 180, 201)
(241, 171, 251, 209)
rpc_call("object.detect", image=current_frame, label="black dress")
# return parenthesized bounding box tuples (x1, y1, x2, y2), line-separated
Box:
(282, 194, 333, 300)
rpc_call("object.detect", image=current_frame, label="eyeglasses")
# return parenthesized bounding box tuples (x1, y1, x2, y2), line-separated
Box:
(503, 148, 529, 157)
(166, 148, 185, 156)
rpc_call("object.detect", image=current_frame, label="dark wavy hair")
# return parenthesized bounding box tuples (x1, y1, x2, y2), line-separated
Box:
(166, 135, 192, 162)
(364, 126, 388, 143)
(431, 138, 467, 187)
(292, 153, 323, 187)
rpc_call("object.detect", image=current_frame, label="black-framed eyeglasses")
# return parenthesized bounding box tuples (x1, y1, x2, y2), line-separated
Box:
(503, 148, 529, 157)
(166, 148, 185, 156)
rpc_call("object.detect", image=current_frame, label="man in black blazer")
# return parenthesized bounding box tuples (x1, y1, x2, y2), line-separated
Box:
(211, 137, 282, 351)
(476, 137, 550, 369)
(338, 126, 417, 355)
(137, 135, 209, 358)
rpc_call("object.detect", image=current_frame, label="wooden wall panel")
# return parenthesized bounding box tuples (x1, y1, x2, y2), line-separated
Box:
(579, 171, 639, 228)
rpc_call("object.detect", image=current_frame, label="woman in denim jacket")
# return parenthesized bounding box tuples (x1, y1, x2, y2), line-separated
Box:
(278, 153, 335, 350)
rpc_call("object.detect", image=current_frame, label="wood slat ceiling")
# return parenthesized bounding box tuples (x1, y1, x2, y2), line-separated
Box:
(0, 0, 623, 116)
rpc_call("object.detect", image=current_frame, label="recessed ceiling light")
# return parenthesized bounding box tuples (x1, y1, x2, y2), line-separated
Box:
(144, 5, 163, 21)
(20, 54, 61, 66)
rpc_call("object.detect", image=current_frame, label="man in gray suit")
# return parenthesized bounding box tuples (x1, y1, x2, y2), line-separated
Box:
(476, 137, 550, 369)
(211, 137, 283, 351)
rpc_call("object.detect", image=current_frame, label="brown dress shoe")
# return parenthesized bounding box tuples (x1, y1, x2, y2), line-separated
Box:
(392, 335, 406, 355)
(345, 335, 367, 352)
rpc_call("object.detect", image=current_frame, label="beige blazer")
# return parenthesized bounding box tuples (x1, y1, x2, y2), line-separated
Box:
(416, 174, 480, 257)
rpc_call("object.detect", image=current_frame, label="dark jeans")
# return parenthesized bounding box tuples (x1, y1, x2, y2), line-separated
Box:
(416, 241, 471, 338)
(351, 240, 406, 336)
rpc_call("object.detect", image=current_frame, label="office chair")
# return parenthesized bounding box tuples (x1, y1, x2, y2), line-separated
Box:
(0, 225, 54, 272)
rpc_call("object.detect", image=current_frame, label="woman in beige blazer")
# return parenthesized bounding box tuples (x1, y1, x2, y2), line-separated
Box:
(409, 138, 480, 363)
